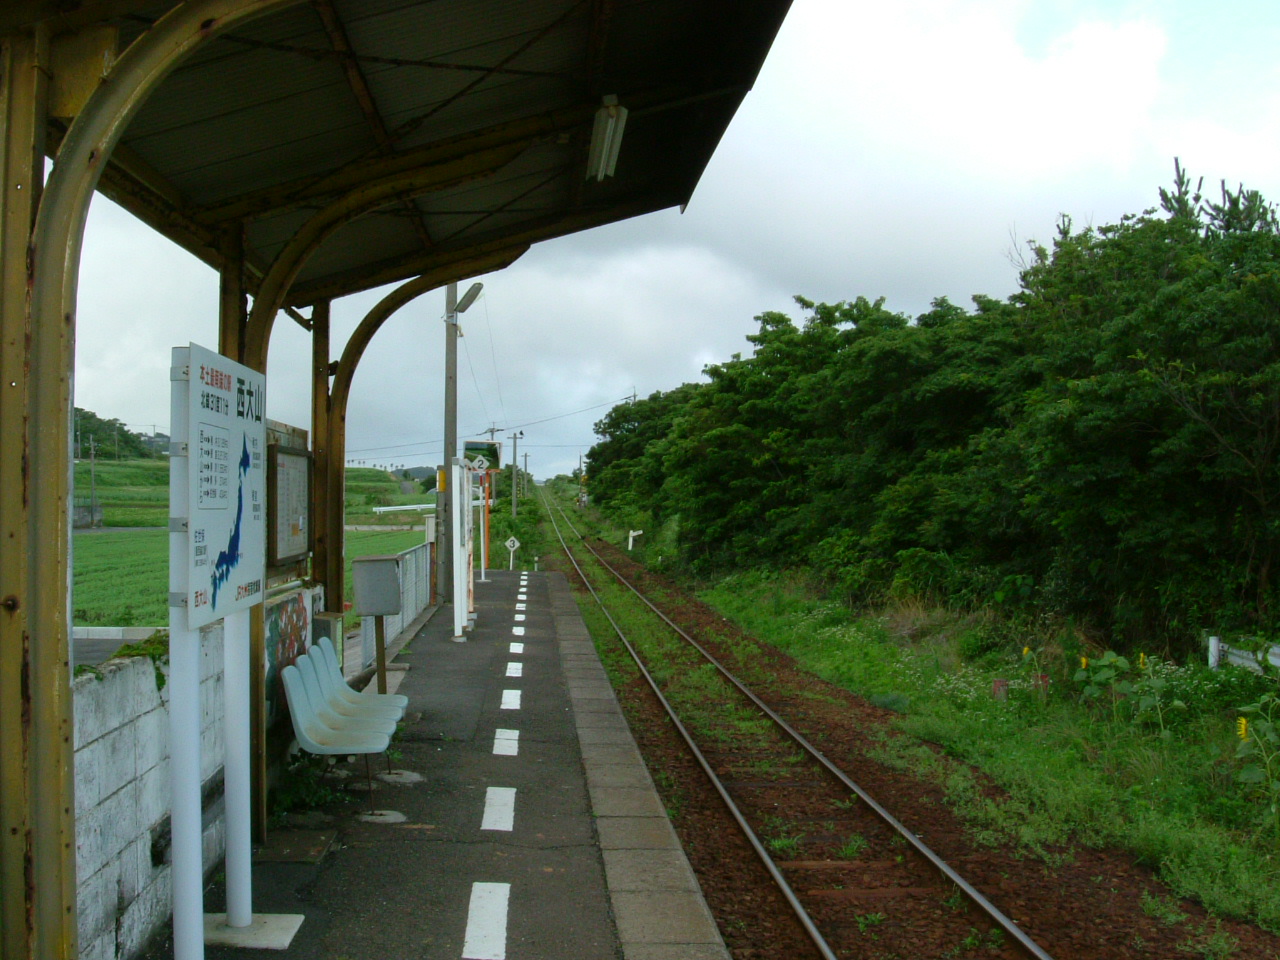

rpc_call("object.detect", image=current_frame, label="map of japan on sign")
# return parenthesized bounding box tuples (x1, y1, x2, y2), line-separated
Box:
(186, 342, 266, 628)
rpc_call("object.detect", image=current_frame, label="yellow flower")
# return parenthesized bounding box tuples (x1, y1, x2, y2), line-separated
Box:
(1080, 656, 1089, 670)
(1238, 717, 1250, 741)
(1138, 652, 1147, 670)
(1022, 646, 1030, 657)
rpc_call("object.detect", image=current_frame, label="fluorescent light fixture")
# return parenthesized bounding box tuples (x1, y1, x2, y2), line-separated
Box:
(456, 282, 483, 313)
(586, 94, 627, 181)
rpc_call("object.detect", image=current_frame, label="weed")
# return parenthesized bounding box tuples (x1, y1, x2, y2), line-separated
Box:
(942, 887, 965, 911)
(1177, 921, 1238, 959)
(1235, 691, 1280, 841)
(836, 834, 868, 859)
(112, 629, 169, 690)
(765, 835, 802, 856)
(1141, 890, 1188, 926)
(854, 912, 886, 933)
(270, 751, 342, 818)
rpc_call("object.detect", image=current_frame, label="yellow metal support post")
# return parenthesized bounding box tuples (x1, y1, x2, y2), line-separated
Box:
(311, 300, 331, 605)
(0, 27, 78, 960)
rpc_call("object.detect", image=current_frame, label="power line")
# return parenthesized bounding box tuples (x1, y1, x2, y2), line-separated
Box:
(346, 395, 631, 455)
(459, 330, 492, 426)
(479, 294, 508, 427)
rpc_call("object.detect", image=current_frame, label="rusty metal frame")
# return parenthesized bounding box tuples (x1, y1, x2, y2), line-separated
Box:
(0, 27, 62, 960)
(9, 2, 307, 955)
(313, 0, 435, 253)
(241, 139, 536, 370)
(317, 247, 525, 609)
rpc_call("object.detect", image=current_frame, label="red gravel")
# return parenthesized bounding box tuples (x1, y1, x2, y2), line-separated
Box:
(554, 539, 1280, 960)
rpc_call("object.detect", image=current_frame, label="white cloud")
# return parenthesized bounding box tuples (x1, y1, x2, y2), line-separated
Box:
(70, 0, 1280, 481)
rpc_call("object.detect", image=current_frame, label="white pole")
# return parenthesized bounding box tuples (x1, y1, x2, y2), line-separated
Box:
(222, 609, 253, 927)
(478, 473, 489, 582)
(441, 284, 458, 605)
(466, 465, 476, 622)
(452, 459, 467, 640)
(168, 346, 204, 960)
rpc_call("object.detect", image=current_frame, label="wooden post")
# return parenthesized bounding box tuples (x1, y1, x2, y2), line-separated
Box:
(374, 616, 388, 694)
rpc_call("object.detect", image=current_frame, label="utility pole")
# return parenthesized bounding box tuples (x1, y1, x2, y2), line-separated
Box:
(441, 280, 483, 604)
(509, 431, 522, 519)
(522, 452, 529, 497)
(89, 436, 98, 523)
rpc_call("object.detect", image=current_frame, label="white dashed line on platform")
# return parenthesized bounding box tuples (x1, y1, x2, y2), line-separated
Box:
(481, 787, 516, 832)
(511, 626, 525, 636)
(500, 689, 521, 710)
(509, 642, 523, 654)
(492, 729, 519, 755)
(462, 881, 510, 960)
(515, 603, 526, 611)
(513, 614, 526, 621)
(505, 662, 523, 678)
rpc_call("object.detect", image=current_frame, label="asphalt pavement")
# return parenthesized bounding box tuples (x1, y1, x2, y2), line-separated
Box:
(190, 569, 726, 960)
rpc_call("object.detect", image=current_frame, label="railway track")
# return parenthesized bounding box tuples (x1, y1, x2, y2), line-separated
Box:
(544, 493, 1055, 960)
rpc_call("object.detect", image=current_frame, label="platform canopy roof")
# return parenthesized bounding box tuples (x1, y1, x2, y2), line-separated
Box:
(6, 0, 791, 308)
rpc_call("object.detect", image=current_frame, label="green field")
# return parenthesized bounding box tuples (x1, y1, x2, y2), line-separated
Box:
(74, 458, 168, 526)
(70, 460, 433, 624)
(73, 460, 432, 528)
(73, 528, 429, 626)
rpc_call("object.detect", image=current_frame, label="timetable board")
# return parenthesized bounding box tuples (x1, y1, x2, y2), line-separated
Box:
(184, 342, 266, 628)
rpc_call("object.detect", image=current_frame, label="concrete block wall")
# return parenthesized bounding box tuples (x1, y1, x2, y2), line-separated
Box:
(74, 622, 226, 960)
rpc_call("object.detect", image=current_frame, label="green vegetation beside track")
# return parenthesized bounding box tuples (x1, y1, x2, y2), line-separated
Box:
(559, 489, 1280, 936)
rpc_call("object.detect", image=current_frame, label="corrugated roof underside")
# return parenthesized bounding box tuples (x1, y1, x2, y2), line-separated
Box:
(96, 0, 792, 301)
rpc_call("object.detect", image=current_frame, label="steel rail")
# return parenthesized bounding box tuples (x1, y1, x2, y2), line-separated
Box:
(542, 493, 839, 960)
(546, 494, 1055, 960)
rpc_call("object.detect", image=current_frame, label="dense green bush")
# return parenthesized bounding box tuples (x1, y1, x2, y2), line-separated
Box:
(586, 169, 1280, 655)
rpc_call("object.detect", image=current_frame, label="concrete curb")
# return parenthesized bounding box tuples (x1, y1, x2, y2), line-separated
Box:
(547, 574, 730, 960)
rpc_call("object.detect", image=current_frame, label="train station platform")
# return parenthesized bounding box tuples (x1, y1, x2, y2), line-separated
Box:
(202, 569, 728, 960)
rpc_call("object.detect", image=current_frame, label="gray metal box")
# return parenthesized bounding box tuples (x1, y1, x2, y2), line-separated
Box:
(352, 554, 402, 616)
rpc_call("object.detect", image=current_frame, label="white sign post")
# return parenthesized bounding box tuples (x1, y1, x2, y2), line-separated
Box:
(451, 458, 468, 641)
(169, 344, 276, 959)
(506, 535, 520, 570)
(472, 455, 490, 583)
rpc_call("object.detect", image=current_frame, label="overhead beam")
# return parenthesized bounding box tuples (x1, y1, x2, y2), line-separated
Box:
(288, 194, 665, 305)
(242, 137, 530, 370)
(0, 1, 154, 35)
(195, 104, 596, 226)
(312, 0, 435, 252)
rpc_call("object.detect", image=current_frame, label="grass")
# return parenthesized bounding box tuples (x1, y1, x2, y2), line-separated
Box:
(698, 568, 1280, 933)
(73, 527, 427, 626)
(69, 461, 435, 624)
(72, 459, 432, 529)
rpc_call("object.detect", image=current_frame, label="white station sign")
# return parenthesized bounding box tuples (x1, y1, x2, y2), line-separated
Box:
(186, 343, 266, 627)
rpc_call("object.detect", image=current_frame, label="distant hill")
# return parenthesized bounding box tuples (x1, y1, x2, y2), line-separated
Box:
(74, 407, 162, 460)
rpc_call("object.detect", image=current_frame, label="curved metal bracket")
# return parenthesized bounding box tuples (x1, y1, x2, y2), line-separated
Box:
(320, 245, 527, 608)
(241, 140, 529, 371)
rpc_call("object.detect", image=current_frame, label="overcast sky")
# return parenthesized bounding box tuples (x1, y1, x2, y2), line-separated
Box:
(74, 0, 1280, 479)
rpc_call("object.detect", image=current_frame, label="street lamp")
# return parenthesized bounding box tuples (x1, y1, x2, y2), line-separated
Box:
(441, 279, 483, 605)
